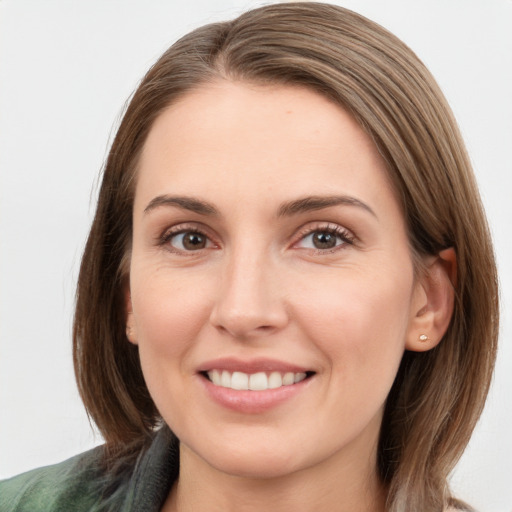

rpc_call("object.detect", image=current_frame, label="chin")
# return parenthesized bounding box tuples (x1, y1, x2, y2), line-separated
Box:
(212, 455, 300, 480)
(187, 438, 305, 480)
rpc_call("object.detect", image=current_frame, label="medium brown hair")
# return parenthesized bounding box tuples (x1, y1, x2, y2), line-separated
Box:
(73, 3, 499, 510)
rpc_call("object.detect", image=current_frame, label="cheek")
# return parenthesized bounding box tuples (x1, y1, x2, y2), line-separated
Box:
(130, 270, 215, 422)
(292, 265, 413, 378)
(130, 268, 213, 365)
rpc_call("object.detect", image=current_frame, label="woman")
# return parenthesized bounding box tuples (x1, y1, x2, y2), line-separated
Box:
(0, 3, 499, 511)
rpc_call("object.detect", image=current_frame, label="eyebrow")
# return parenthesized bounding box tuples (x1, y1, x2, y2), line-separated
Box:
(277, 195, 376, 218)
(144, 195, 218, 216)
(143, 194, 376, 218)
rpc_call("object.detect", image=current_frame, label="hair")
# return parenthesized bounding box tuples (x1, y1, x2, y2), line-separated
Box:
(73, 3, 499, 511)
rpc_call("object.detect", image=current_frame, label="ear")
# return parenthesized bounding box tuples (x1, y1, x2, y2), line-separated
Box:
(125, 288, 138, 345)
(405, 248, 457, 352)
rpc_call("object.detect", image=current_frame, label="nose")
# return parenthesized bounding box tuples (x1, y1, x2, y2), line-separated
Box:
(209, 248, 289, 339)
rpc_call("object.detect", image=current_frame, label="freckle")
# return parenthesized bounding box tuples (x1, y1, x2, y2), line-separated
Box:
(286, 110, 293, 114)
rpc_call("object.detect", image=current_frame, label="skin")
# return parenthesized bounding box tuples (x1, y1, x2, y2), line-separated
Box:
(126, 81, 454, 512)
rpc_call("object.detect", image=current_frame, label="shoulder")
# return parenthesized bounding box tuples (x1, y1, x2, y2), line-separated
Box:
(0, 446, 106, 512)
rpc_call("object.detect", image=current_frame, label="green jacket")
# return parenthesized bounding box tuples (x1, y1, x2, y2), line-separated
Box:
(0, 427, 179, 512)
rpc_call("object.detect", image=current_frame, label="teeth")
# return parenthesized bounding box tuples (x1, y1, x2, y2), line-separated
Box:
(221, 370, 231, 387)
(249, 372, 267, 391)
(294, 372, 305, 383)
(282, 372, 295, 386)
(268, 371, 282, 389)
(231, 371, 249, 390)
(210, 369, 221, 386)
(206, 370, 308, 391)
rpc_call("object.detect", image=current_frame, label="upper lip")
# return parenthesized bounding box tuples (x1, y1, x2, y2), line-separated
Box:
(197, 357, 312, 374)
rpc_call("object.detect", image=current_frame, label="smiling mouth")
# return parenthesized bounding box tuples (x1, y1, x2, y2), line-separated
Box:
(202, 370, 315, 391)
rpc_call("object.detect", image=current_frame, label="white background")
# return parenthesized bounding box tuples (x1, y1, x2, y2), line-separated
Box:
(0, 1, 511, 510)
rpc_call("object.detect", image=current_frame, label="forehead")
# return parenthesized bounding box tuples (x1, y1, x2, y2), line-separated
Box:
(135, 81, 397, 217)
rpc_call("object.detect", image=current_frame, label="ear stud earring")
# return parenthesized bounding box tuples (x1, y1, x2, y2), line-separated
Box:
(419, 334, 429, 342)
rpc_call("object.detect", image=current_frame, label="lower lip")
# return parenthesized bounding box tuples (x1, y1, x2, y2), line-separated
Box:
(199, 374, 312, 413)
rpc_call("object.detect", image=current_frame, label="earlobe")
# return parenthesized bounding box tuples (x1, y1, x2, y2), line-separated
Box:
(406, 248, 457, 352)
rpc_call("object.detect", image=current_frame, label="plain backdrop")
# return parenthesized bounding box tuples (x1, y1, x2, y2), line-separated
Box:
(1, 1, 511, 510)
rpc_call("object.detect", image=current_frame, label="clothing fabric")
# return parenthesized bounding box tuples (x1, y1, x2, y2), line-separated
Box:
(0, 427, 179, 512)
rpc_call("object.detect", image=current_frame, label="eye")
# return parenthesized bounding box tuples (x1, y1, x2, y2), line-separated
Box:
(166, 230, 212, 251)
(295, 225, 354, 251)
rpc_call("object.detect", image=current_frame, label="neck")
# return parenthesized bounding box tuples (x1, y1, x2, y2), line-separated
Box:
(162, 436, 386, 512)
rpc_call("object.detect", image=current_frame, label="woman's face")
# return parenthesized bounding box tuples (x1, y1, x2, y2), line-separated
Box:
(127, 82, 425, 479)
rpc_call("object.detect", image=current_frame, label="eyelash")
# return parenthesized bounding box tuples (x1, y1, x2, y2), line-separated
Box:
(158, 222, 355, 255)
(293, 223, 355, 253)
(158, 223, 216, 254)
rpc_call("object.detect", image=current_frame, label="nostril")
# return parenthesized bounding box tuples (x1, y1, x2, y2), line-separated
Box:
(256, 325, 275, 332)
(212, 315, 283, 339)
(209, 280, 289, 338)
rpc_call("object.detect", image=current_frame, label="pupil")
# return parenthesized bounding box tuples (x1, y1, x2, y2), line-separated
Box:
(313, 231, 336, 249)
(183, 232, 205, 250)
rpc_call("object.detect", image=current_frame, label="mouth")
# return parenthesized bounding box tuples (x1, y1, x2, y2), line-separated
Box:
(201, 369, 315, 391)
(197, 358, 316, 412)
